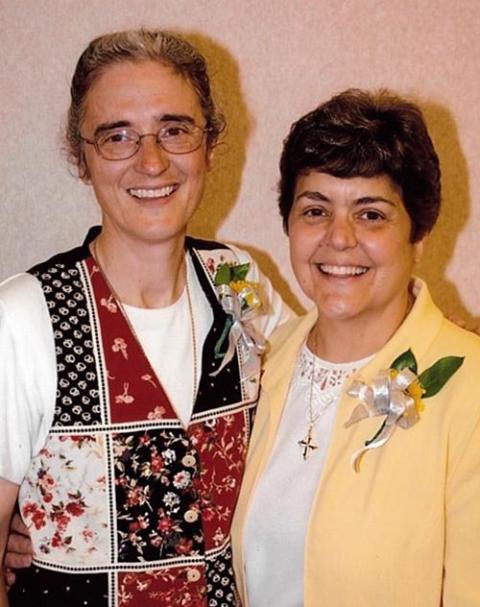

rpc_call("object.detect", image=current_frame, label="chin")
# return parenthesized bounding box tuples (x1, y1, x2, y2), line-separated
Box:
(313, 297, 350, 320)
(319, 311, 358, 323)
(314, 298, 361, 322)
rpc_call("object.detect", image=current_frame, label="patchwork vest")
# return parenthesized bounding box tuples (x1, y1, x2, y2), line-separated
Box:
(10, 229, 260, 607)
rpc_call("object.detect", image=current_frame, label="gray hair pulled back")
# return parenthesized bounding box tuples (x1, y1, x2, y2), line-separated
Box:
(66, 29, 225, 176)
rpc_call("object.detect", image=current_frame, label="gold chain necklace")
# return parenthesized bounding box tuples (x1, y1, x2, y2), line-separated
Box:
(298, 344, 320, 461)
(298, 338, 366, 461)
(184, 270, 199, 405)
(90, 240, 199, 409)
(298, 332, 338, 461)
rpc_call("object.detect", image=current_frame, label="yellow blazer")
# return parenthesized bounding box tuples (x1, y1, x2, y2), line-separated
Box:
(232, 281, 480, 606)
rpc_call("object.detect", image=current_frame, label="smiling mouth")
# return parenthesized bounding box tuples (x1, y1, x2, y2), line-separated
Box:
(318, 264, 369, 276)
(127, 185, 178, 199)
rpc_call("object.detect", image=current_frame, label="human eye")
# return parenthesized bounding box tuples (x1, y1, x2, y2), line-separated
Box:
(99, 129, 136, 145)
(357, 208, 386, 223)
(160, 122, 192, 139)
(301, 206, 329, 220)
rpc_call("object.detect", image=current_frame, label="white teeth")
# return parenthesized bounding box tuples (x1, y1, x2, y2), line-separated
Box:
(128, 185, 176, 199)
(319, 264, 368, 276)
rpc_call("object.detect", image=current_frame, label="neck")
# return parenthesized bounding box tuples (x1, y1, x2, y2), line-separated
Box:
(309, 290, 414, 364)
(92, 230, 188, 308)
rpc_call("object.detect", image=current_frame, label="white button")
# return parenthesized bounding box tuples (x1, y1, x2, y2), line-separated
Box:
(187, 568, 201, 582)
(184, 509, 199, 523)
(182, 455, 196, 467)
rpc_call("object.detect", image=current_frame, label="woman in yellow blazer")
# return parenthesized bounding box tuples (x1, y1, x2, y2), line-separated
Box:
(232, 90, 480, 607)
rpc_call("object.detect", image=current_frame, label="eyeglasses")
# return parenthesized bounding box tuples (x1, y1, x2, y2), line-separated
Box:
(80, 121, 210, 160)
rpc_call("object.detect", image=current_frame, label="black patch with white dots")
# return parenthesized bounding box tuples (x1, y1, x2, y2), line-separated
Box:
(205, 545, 239, 606)
(8, 566, 108, 607)
(28, 232, 102, 428)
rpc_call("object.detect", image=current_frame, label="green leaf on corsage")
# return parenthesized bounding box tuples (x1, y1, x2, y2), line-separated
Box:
(230, 262, 250, 282)
(418, 356, 465, 398)
(391, 348, 418, 374)
(214, 263, 232, 286)
(213, 262, 250, 285)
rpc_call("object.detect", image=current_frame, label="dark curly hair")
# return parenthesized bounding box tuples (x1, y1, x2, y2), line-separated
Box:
(278, 89, 441, 242)
(66, 29, 225, 178)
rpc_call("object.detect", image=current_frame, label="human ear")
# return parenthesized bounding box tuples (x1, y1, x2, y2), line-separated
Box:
(205, 141, 219, 171)
(413, 233, 428, 264)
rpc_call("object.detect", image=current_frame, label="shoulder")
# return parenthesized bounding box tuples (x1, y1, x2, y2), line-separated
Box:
(187, 238, 257, 281)
(433, 322, 480, 491)
(412, 316, 480, 466)
(0, 273, 47, 324)
(431, 316, 480, 376)
(440, 315, 480, 348)
(431, 319, 480, 418)
(261, 309, 316, 376)
(28, 228, 96, 274)
(186, 236, 232, 252)
(188, 237, 292, 334)
(187, 237, 253, 263)
(220, 242, 253, 263)
(187, 237, 247, 270)
(0, 273, 54, 360)
(270, 309, 316, 351)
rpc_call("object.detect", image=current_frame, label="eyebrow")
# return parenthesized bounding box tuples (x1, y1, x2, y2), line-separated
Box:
(93, 114, 196, 137)
(295, 190, 329, 202)
(93, 121, 130, 137)
(160, 113, 195, 124)
(295, 190, 397, 206)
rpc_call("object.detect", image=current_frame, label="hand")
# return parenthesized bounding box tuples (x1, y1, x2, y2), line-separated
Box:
(4, 514, 33, 570)
(3, 568, 16, 593)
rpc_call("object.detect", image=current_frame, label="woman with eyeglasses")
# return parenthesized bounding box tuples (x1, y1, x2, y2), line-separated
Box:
(0, 29, 289, 606)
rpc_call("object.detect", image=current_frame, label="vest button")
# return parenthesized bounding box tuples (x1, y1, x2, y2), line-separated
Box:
(184, 509, 199, 523)
(187, 568, 201, 582)
(182, 454, 196, 468)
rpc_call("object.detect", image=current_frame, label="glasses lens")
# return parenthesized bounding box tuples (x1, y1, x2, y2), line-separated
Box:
(159, 122, 203, 154)
(98, 129, 139, 160)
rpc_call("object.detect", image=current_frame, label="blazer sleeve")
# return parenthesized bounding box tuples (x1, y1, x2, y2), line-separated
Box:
(443, 398, 480, 606)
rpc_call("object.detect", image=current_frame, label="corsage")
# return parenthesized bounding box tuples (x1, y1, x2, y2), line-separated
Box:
(345, 348, 464, 472)
(211, 262, 266, 377)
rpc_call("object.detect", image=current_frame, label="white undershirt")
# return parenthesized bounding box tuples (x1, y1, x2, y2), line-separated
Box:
(243, 345, 372, 607)
(123, 255, 210, 427)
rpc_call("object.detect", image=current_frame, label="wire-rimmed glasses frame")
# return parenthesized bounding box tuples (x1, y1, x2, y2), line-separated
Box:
(80, 121, 211, 161)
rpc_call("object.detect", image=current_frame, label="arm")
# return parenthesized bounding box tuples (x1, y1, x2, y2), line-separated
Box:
(0, 275, 56, 588)
(0, 275, 56, 486)
(0, 479, 20, 606)
(4, 514, 32, 569)
(2, 514, 32, 593)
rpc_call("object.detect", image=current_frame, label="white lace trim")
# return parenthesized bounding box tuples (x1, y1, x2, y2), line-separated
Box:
(295, 344, 374, 422)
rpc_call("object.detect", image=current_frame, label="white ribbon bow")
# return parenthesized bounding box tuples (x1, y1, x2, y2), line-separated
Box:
(345, 368, 420, 472)
(210, 284, 266, 378)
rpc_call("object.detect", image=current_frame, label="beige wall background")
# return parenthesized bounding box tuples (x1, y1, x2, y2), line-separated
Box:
(1, 0, 479, 323)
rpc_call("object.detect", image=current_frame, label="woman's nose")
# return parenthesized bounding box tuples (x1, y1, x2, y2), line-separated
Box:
(134, 135, 170, 175)
(325, 216, 357, 250)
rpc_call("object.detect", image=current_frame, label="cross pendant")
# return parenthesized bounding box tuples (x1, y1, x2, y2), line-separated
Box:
(298, 425, 318, 460)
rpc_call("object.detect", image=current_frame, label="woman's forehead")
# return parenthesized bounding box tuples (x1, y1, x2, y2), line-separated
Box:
(83, 60, 203, 123)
